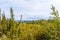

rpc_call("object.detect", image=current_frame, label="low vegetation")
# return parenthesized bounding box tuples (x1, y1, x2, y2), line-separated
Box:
(0, 5, 60, 40)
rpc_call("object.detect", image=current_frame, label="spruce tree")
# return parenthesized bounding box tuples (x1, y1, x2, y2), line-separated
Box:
(1, 11, 7, 34)
(10, 7, 14, 20)
(0, 9, 1, 23)
(0, 9, 1, 24)
(51, 5, 59, 20)
(10, 7, 18, 40)
(50, 5, 60, 40)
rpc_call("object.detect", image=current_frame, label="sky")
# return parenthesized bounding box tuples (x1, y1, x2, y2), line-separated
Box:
(0, 0, 59, 20)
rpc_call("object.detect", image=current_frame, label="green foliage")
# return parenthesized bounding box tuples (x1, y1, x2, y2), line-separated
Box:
(0, 5, 60, 40)
(0, 9, 1, 22)
(10, 7, 14, 20)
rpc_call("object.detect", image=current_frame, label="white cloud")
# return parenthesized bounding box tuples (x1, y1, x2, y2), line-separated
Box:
(0, 0, 51, 20)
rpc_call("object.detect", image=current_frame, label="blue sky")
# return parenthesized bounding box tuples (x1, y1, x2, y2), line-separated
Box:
(0, 0, 59, 20)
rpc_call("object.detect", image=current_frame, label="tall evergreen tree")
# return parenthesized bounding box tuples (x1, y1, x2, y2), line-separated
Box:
(50, 5, 60, 40)
(20, 15, 22, 22)
(10, 7, 18, 40)
(10, 7, 14, 20)
(2, 11, 6, 21)
(50, 5, 59, 20)
(50, 5, 59, 26)
(1, 11, 7, 34)
(50, 5, 59, 27)
(0, 9, 1, 22)
(0, 9, 2, 32)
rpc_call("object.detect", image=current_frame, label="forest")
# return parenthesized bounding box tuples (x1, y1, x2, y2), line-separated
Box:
(0, 5, 60, 40)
